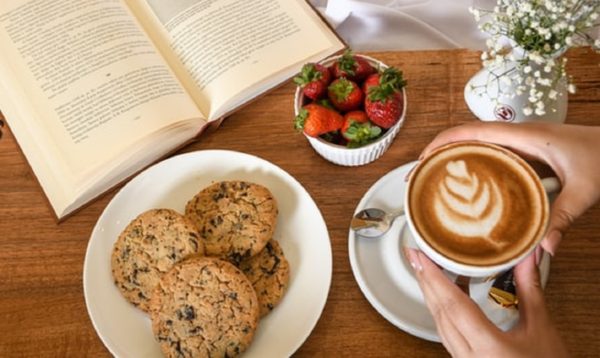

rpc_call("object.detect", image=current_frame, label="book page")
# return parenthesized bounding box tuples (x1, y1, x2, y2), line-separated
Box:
(126, 0, 344, 119)
(0, 0, 202, 178)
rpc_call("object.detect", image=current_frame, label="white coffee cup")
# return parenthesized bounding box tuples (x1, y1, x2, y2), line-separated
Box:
(404, 141, 560, 278)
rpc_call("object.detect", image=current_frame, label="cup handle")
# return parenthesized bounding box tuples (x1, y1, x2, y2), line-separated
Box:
(541, 177, 561, 194)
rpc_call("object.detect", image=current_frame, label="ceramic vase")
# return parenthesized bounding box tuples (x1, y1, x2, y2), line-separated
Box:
(464, 51, 568, 124)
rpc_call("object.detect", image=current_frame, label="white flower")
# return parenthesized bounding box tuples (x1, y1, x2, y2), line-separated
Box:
(565, 36, 573, 46)
(469, 0, 598, 114)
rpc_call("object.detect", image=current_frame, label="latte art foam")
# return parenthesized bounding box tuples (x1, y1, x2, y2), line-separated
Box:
(434, 160, 504, 246)
(408, 142, 549, 267)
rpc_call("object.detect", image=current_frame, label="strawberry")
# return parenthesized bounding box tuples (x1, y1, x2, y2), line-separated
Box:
(293, 63, 332, 100)
(362, 72, 380, 94)
(342, 111, 382, 147)
(294, 103, 344, 137)
(327, 78, 363, 112)
(332, 50, 376, 81)
(364, 67, 407, 129)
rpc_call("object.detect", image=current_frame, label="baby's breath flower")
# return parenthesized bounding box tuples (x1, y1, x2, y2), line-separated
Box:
(469, 0, 599, 116)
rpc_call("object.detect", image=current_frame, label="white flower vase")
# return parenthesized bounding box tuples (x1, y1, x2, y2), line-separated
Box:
(464, 57, 568, 124)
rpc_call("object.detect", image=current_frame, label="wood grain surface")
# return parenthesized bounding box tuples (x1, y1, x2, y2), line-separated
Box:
(0, 48, 598, 357)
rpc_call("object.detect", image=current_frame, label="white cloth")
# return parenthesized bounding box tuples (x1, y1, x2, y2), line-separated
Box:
(311, 0, 493, 51)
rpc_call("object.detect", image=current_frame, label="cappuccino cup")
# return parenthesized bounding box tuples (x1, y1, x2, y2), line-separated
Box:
(405, 141, 557, 278)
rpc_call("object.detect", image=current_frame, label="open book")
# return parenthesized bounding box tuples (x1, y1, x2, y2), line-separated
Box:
(0, 0, 344, 219)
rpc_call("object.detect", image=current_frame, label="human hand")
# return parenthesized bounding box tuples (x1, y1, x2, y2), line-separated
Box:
(405, 248, 569, 357)
(418, 122, 600, 255)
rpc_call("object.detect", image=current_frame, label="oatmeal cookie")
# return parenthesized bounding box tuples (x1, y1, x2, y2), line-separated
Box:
(111, 208, 204, 312)
(150, 257, 259, 358)
(185, 181, 278, 264)
(239, 239, 290, 317)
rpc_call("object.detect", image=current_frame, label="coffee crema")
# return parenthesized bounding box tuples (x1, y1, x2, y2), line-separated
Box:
(408, 142, 548, 266)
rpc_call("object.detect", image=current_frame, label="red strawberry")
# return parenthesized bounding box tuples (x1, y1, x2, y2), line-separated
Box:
(364, 67, 407, 129)
(327, 78, 363, 112)
(341, 111, 382, 147)
(293, 63, 332, 100)
(362, 73, 380, 94)
(294, 103, 344, 137)
(332, 50, 376, 81)
(343, 110, 369, 127)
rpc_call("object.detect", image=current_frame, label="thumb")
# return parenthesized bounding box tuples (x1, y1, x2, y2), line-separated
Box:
(513, 254, 549, 328)
(541, 193, 576, 256)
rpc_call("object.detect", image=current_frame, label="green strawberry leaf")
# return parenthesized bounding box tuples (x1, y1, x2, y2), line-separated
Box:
(368, 67, 407, 102)
(337, 49, 357, 76)
(344, 120, 382, 147)
(329, 78, 354, 101)
(293, 64, 322, 87)
(294, 109, 309, 131)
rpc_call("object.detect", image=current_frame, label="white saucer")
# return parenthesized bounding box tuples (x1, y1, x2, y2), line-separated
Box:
(348, 161, 551, 342)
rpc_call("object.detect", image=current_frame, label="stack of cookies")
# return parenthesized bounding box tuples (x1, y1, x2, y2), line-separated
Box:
(111, 181, 290, 358)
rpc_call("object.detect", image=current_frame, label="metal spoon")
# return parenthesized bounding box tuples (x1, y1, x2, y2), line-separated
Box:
(350, 207, 405, 238)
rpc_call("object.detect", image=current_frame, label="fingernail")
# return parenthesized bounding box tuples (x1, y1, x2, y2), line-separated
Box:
(535, 246, 543, 265)
(546, 230, 562, 257)
(404, 248, 423, 272)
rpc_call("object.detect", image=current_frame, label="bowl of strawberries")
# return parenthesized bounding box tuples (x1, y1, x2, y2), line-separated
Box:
(293, 50, 407, 166)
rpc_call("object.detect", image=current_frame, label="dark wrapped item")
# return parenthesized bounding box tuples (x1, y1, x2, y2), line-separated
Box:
(489, 269, 518, 308)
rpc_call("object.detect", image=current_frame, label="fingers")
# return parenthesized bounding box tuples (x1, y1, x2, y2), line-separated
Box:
(419, 122, 551, 163)
(405, 248, 498, 354)
(541, 184, 589, 256)
(512, 254, 547, 327)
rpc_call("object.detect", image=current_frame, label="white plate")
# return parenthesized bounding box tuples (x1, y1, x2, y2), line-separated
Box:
(348, 161, 550, 342)
(84, 150, 332, 357)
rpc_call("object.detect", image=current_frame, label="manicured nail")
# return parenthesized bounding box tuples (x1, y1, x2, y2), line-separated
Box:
(535, 246, 543, 265)
(404, 248, 423, 272)
(545, 230, 561, 257)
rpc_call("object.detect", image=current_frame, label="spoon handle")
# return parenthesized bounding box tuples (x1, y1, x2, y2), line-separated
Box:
(387, 208, 405, 220)
(350, 216, 377, 230)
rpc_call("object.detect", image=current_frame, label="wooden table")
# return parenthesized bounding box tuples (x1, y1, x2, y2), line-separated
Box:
(1, 48, 599, 357)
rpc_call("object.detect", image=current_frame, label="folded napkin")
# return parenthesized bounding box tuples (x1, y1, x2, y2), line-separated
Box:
(311, 0, 491, 51)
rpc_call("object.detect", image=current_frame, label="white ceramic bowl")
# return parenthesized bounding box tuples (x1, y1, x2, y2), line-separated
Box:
(294, 54, 407, 166)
